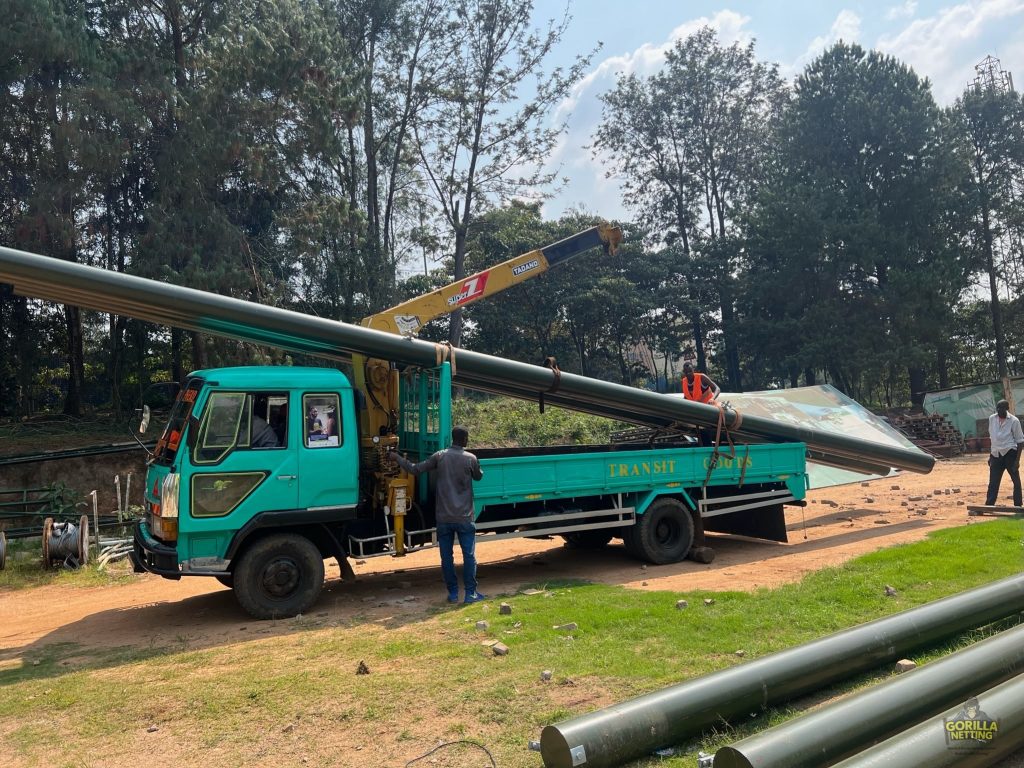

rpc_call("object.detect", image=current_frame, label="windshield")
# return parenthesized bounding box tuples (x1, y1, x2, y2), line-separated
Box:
(153, 378, 204, 465)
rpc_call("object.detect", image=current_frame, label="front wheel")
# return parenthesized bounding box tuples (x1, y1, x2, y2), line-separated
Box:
(233, 534, 325, 619)
(624, 498, 694, 564)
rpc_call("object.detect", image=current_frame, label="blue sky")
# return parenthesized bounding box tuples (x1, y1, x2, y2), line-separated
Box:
(535, 0, 1024, 220)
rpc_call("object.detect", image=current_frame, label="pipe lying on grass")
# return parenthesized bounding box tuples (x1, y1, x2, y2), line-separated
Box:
(539, 574, 1024, 768)
(827, 671, 1024, 768)
(713, 622, 1024, 768)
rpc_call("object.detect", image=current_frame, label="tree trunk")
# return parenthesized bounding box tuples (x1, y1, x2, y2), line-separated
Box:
(690, 308, 706, 371)
(908, 366, 927, 408)
(62, 305, 85, 415)
(675, 211, 706, 370)
(172, 327, 184, 385)
(191, 330, 206, 370)
(719, 278, 741, 390)
(345, 127, 359, 322)
(804, 367, 816, 386)
(449, 219, 468, 347)
(982, 205, 1008, 378)
(12, 294, 33, 416)
(616, 334, 630, 385)
(938, 348, 949, 390)
(362, 43, 384, 308)
(0, 286, 8, 417)
(109, 314, 125, 419)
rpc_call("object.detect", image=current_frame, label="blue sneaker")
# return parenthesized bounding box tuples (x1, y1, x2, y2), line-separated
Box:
(447, 591, 459, 604)
(463, 592, 487, 604)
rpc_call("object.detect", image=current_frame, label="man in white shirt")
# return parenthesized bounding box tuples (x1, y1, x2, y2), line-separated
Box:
(985, 399, 1024, 507)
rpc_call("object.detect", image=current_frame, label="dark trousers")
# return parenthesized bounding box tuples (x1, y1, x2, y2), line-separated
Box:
(986, 449, 1022, 506)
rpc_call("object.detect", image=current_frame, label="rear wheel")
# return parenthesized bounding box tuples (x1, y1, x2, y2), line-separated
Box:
(561, 529, 615, 550)
(233, 534, 324, 619)
(627, 498, 694, 564)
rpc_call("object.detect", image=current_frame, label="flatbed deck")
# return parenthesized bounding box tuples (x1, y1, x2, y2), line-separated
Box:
(475, 443, 807, 512)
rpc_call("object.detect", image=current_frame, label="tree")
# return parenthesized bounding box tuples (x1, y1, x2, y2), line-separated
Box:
(332, 0, 452, 313)
(414, 0, 594, 347)
(741, 43, 970, 404)
(593, 27, 786, 389)
(123, 0, 360, 377)
(950, 84, 1024, 380)
(0, 0, 112, 415)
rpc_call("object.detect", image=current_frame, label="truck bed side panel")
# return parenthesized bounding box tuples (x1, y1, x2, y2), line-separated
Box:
(474, 443, 806, 514)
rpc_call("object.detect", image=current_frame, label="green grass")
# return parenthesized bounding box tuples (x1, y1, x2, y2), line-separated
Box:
(452, 395, 628, 447)
(0, 536, 135, 590)
(0, 519, 1021, 768)
(0, 414, 134, 458)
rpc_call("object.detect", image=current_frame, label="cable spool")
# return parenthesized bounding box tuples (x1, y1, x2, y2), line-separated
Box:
(41, 515, 89, 570)
(0, 530, 6, 570)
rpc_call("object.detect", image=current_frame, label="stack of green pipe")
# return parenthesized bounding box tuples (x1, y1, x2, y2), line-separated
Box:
(713, 623, 1024, 767)
(539, 574, 1024, 768)
(828, 673, 1024, 768)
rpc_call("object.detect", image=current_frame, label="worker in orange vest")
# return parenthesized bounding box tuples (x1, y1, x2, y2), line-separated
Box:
(681, 361, 720, 404)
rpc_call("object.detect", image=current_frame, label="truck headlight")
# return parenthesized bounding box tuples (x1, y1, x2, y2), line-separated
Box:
(161, 473, 180, 519)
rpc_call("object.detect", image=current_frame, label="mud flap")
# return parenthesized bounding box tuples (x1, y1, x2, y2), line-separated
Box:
(687, 507, 716, 563)
(702, 503, 789, 543)
(338, 554, 357, 581)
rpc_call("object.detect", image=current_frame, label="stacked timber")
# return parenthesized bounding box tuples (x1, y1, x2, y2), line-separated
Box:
(888, 412, 963, 458)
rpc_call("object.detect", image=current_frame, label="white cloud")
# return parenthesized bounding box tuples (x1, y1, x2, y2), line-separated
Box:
(539, 1, 1024, 222)
(886, 1, 918, 20)
(787, 10, 863, 76)
(544, 10, 754, 220)
(876, 0, 1024, 103)
(554, 10, 752, 123)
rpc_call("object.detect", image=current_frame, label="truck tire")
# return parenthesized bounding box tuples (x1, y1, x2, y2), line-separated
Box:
(215, 574, 233, 588)
(233, 534, 324, 619)
(561, 529, 614, 549)
(626, 498, 694, 564)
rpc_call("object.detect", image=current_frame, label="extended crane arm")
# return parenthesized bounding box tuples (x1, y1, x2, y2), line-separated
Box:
(362, 223, 622, 335)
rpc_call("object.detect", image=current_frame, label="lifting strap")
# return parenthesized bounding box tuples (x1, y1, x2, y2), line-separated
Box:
(433, 341, 457, 376)
(539, 356, 561, 414)
(702, 403, 743, 490)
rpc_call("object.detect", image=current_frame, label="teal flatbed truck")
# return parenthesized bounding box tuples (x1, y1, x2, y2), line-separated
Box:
(132, 362, 807, 619)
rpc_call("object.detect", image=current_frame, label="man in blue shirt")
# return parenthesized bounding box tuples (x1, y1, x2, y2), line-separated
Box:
(389, 426, 486, 604)
(985, 399, 1024, 507)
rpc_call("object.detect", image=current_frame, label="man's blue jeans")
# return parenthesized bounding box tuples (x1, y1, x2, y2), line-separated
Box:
(436, 520, 477, 597)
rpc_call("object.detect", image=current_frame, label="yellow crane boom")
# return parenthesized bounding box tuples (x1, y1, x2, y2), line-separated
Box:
(361, 223, 622, 335)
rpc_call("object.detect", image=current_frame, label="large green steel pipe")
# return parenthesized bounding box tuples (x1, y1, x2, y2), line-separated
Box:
(827, 672, 1024, 768)
(0, 244, 934, 474)
(460, 378, 895, 476)
(539, 574, 1024, 768)
(713, 622, 1024, 768)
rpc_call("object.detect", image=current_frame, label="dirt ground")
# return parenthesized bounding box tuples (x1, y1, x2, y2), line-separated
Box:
(2, 453, 1023, 767)
(0, 454, 1003, 653)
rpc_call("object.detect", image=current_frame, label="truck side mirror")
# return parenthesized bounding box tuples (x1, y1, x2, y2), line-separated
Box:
(186, 414, 200, 451)
(138, 405, 151, 435)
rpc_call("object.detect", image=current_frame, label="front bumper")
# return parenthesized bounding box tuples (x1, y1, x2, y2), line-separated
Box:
(131, 519, 182, 580)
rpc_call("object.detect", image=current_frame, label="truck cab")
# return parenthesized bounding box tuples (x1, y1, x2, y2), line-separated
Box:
(133, 367, 363, 617)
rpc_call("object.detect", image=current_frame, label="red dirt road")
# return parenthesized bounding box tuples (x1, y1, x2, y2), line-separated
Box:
(0, 454, 999, 655)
